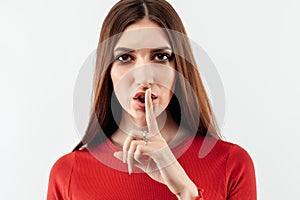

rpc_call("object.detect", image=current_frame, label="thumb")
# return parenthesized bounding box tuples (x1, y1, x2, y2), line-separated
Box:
(113, 151, 123, 161)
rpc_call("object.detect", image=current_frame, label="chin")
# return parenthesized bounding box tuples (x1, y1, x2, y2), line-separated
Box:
(130, 110, 146, 119)
(129, 112, 147, 126)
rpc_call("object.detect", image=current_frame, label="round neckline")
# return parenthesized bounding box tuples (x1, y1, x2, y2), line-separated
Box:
(86, 134, 202, 174)
(105, 133, 195, 158)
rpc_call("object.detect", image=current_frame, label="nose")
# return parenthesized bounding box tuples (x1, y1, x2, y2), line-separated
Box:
(133, 57, 154, 86)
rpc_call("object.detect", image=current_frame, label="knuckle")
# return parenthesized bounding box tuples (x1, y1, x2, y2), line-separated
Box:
(123, 143, 129, 151)
(128, 146, 135, 154)
(134, 153, 140, 160)
(136, 145, 142, 152)
(131, 140, 138, 146)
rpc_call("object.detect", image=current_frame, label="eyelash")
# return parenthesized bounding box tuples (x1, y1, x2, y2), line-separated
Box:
(114, 53, 174, 64)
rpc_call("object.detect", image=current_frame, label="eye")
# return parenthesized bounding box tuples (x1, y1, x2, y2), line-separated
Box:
(115, 54, 133, 63)
(153, 53, 174, 62)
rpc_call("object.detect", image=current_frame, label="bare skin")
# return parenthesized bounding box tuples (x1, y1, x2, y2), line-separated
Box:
(111, 19, 199, 199)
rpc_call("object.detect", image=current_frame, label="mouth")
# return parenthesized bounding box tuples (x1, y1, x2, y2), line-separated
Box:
(133, 91, 158, 104)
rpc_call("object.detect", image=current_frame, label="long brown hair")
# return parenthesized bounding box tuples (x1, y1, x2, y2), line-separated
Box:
(73, 0, 222, 151)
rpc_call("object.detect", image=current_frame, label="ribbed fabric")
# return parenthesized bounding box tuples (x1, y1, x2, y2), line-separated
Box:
(47, 136, 256, 200)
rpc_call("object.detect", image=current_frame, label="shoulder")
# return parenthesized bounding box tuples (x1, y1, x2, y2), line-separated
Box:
(47, 151, 77, 199)
(219, 140, 255, 168)
(50, 151, 75, 177)
(49, 149, 91, 175)
(218, 140, 257, 197)
(194, 136, 255, 173)
(213, 139, 255, 171)
(188, 136, 257, 198)
(48, 151, 76, 190)
(192, 136, 254, 158)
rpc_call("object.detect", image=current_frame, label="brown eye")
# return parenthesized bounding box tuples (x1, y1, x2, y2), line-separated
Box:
(153, 53, 173, 62)
(116, 54, 133, 63)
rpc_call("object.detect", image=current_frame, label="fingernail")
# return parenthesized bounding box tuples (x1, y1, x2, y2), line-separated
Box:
(113, 152, 121, 159)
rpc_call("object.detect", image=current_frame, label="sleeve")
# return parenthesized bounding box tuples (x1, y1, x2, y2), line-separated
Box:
(194, 188, 204, 200)
(226, 144, 257, 200)
(47, 152, 75, 200)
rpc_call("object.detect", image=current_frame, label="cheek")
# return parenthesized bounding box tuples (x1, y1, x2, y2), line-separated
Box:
(161, 87, 173, 104)
(110, 66, 121, 87)
(110, 66, 133, 110)
(168, 90, 174, 102)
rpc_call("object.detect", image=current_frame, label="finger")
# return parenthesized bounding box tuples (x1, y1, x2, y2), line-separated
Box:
(127, 140, 138, 174)
(123, 135, 135, 163)
(113, 150, 144, 165)
(127, 140, 148, 174)
(134, 160, 148, 172)
(135, 157, 159, 175)
(134, 145, 147, 166)
(113, 151, 123, 161)
(113, 151, 148, 173)
(145, 88, 160, 136)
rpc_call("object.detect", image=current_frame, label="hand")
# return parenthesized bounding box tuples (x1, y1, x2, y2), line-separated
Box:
(113, 89, 198, 199)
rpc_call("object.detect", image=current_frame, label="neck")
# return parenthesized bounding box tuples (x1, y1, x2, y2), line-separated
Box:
(111, 110, 180, 148)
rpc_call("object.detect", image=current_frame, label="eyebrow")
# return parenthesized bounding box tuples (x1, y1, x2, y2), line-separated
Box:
(113, 46, 173, 54)
(151, 47, 173, 53)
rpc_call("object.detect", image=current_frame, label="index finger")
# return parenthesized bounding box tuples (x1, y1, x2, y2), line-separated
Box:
(145, 88, 160, 136)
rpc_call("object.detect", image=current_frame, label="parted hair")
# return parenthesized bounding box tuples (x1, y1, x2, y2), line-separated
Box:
(73, 0, 221, 151)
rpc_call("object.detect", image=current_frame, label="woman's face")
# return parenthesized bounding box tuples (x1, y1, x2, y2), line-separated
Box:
(110, 19, 176, 125)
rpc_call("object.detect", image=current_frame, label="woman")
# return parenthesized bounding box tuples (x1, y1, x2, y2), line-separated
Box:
(47, 0, 257, 199)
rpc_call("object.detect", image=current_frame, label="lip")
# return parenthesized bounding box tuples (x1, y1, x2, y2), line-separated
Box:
(133, 98, 159, 110)
(132, 91, 158, 110)
(133, 91, 158, 99)
(133, 99, 146, 109)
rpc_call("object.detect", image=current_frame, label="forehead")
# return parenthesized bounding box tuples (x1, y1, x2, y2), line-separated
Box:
(114, 20, 171, 50)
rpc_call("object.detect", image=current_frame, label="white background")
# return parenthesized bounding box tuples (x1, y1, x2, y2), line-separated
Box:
(1, 0, 299, 199)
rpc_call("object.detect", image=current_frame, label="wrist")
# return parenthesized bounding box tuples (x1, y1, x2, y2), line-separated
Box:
(176, 182, 198, 200)
(194, 188, 204, 200)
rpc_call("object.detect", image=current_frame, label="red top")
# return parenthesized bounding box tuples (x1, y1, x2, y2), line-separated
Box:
(47, 136, 256, 199)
